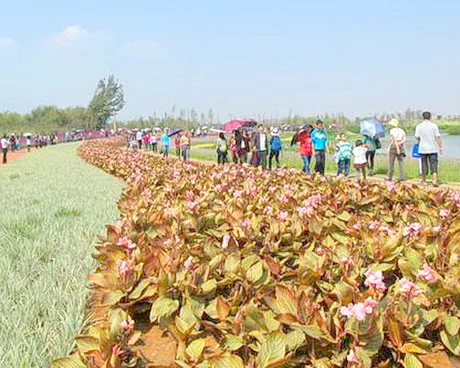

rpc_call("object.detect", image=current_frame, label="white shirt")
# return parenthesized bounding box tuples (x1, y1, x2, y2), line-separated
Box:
(415, 120, 441, 154)
(26, 138, 31, 145)
(389, 127, 406, 151)
(259, 133, 267, 151)
(353, 146, 368, 164)
(136, 131, 143, 141)
(1, 138, 9, 149)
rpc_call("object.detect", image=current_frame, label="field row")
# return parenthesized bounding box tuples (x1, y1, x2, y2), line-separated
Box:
(57, 137, 460, 368)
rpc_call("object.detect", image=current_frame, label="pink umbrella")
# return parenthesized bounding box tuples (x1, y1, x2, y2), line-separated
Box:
(222, 119, 257, 132)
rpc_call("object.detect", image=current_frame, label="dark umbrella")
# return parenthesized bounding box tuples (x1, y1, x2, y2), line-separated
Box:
(168, 129, 183, 137)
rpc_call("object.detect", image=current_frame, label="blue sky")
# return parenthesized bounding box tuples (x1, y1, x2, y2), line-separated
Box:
(0, 0, 459, 121)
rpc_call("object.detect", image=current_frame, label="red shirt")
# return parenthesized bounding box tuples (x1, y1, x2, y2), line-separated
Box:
(298, 131, 313, 156)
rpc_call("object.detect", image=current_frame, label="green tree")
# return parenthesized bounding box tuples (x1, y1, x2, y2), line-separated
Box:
(88, 75, 125, 129)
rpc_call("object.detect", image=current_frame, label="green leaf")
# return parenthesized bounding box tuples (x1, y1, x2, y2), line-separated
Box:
(274, 286, 298, 316)
(75, 335, 100, 354)
(441, 330, 460, 355)
(422, 309, 438, 325)
(129, 278, 152, 300)
(404, 353, 423, 368)
(285, 330, 305, 351)
(444, 316, 460, 336)
(150, 296, 180, 322)
(209, 353, 245, 368)
(299, 325, 324, 340)
(246, 262, 264, 283)
(52, 356, 86, 368)
(223, 335, 244, 351)
(257, 332, 286, 368)
(186, 338, 206, 361)
(224, 255, 240, 273)
(201, 279, 217, 294)
(337, 211, 351, 222)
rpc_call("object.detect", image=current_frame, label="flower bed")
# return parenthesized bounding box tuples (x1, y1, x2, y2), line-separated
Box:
(54, 138, 460, 368)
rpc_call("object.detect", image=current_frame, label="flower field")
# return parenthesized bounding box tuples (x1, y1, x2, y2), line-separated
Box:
(56, 138, 460, 368)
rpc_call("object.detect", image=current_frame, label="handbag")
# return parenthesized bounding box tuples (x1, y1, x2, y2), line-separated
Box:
(412, 144, 421, 158)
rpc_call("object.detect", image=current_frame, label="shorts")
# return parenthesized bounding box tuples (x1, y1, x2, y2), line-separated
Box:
(354, 163, 367, 169)
(420, 153, 438, 175)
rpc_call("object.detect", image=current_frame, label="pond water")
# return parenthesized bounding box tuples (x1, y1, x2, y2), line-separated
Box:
(379, 134, 460, 159)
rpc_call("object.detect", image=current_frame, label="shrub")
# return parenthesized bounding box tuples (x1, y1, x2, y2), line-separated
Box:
(55, 138, 460, 368)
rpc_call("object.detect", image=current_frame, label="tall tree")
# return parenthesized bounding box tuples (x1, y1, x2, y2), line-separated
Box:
(88, 75, 125, 129)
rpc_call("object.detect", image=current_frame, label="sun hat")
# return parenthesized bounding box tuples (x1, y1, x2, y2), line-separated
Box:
(388, 118, 400, 128)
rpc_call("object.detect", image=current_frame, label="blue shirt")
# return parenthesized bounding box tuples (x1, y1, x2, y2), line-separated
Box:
(311, 129, 328, 151)
(161, 134, 169, 146)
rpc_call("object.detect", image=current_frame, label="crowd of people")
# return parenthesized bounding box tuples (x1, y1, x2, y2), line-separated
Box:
(126, 111, 444, 186)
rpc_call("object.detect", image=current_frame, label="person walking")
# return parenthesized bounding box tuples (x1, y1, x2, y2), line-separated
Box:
(415, 111, 443, 187)
(387, 118, 406, 182)
(311, 120, 328, 175)
(254, 125, 269, 170)
(136, 130, 143, 149)
(180, 131, 191, 161)
(161, 128, 170, 158)
(364, 135, 380, 175)
(143, 133, 151, 150)
(295, 125, 313, 174)
(150, 133, 158, 152)
(353, 140, 368, 182)
(238, 129, 250, 164)
(216, 133, 228, 164)
(175, 134, 181, 157)
(230, 132, 238, 163)
(336, 133, 353, 177)
(1, 135, 9, 164)
(269, 127, 282, 170)
(26, 135, 32, 152)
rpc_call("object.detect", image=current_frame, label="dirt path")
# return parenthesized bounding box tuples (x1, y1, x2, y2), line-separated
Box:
(0, 148, 30, 166)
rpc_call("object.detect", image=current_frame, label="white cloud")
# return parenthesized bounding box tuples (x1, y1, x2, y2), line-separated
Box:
(47, 25, 90, 47)
(0, 37, 17, 51)
(123, 39, 163, 57)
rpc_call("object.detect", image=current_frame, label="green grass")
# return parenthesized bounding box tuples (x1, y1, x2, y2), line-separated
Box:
(0, 143, 123, 367)
(189, 147, 460, 183)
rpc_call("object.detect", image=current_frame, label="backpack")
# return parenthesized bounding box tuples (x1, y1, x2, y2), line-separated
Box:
(271, 136, 282, 151)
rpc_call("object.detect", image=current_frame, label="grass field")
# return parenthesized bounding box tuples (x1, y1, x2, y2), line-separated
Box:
(0, 143, 123, 367)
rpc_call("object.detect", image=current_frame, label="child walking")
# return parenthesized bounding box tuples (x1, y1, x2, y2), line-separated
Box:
(353, 140, 368, 182)
(336, 133, 352, 176)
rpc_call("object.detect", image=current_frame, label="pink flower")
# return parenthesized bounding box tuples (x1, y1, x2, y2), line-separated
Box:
(364, 269, 387, 292)
(298, 206, 314, 217)
(386, 181, 396, 192)
(112, 344, 124, 357)
(116, 218, 130, 229)
(364, 297, 378, 314)
(187, 201, 199, 210)
(339, 304, 354, 318)
(347, 350, 360, 364)
(184, 256, 194, 271)
(315, 247, 326, 255)
(340, 300, 377, 322)
(440, 208, 451, 219)
(121, 318, 135, 331)
(368, 220, 380, 231)
(399, 278, 423, 298)
(432, 225, 442, 233)
(352, 223, 362, 231)
(379, 225, 396, 237)
(242, 219, 251, 228)
(263, 206, 274, 216)
(403, 222, 423, 237)
(277, 211, 289, 221)
(307, 194, 322, 209)
(222, 234, 231, 249)
(117, 237, 137, 250)
(119, 259, 135, 276)
(417, 264, 438, 284)
(234, 190, 244, 198)
(268, 186, 277, 193)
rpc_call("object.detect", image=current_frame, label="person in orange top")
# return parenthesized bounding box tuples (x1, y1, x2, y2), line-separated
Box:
(175, 134, 181, 157)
